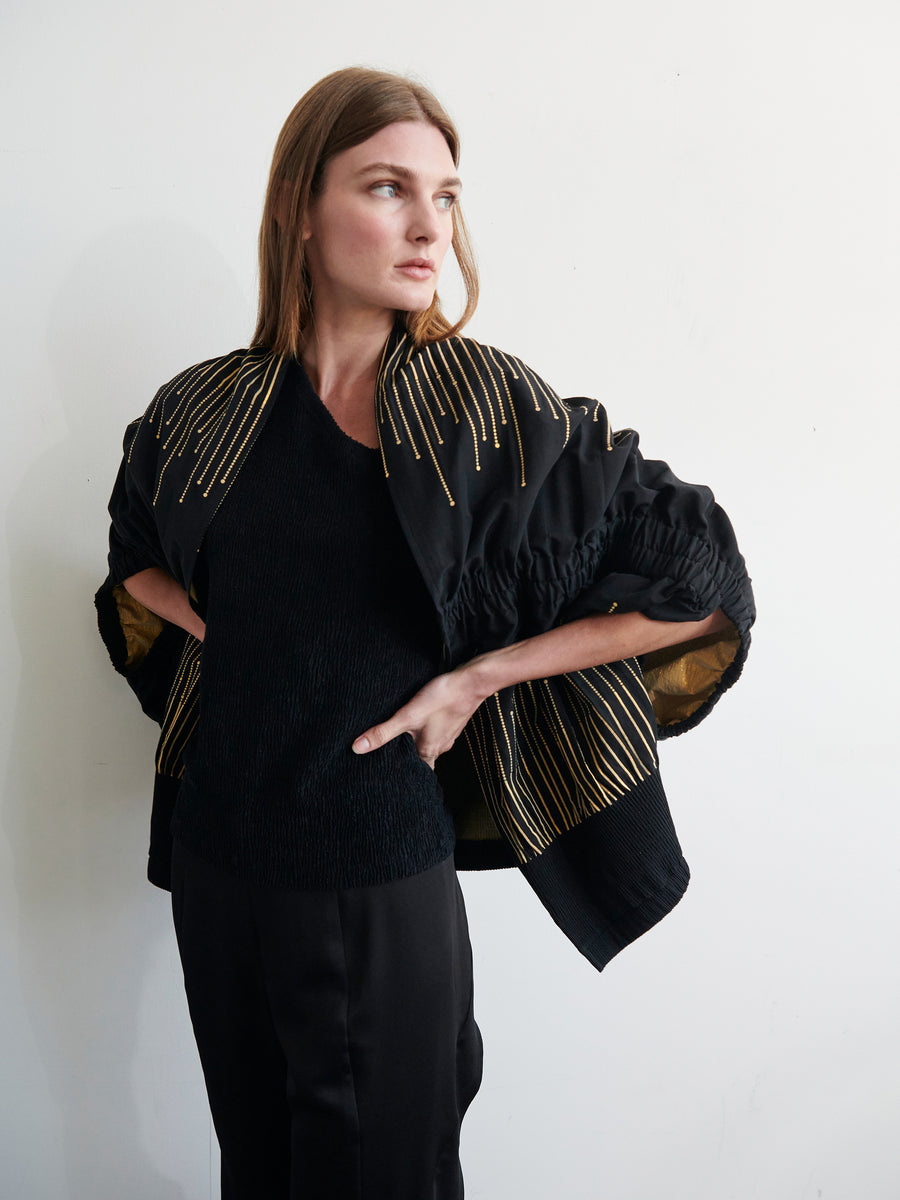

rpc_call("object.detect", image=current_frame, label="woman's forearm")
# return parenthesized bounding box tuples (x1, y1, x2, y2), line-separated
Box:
(122, 567, 206, 641)
(462, 607, 732, 703)
(353, 607, 733, 764)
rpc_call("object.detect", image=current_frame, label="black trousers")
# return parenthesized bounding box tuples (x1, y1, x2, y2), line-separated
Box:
(171, 840, 483, 1200)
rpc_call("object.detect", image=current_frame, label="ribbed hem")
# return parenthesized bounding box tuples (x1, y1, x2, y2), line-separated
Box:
(519, 772, 690, 972)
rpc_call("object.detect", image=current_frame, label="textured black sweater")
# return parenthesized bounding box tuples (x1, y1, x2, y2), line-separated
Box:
(172, 360, 455, 889)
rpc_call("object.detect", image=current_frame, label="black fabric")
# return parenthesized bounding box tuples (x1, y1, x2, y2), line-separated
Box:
(148, 772, 180, 888)
(171, 840, 482, 1200)
(520, 772, 690, 967)
(104, 418, 172, 583)
(171, 361, 455, 890)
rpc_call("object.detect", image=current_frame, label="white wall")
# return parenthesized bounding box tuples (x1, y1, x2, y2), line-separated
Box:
(2, 2, 898, 1197)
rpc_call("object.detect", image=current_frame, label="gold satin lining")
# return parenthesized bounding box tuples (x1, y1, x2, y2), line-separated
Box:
(112, 584, 165, 668)
(642, 625, 741, 728)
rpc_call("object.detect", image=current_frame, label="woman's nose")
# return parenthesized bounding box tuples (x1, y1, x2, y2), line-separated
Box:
(408, 199, 440, 244)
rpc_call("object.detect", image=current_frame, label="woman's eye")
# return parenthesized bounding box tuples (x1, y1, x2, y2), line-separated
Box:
(371, 183, 398, 198)
(436, 194, 457, 211)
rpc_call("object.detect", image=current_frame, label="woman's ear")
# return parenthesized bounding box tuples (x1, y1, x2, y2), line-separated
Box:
(301, 194, 314, 244)
(272, 179, 314, 242)
(272, 179, 294, 231)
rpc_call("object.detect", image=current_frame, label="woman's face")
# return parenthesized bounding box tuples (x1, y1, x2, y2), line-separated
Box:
(303, 120, 461, 326)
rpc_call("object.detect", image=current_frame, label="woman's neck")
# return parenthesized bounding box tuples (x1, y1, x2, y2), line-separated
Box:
(298, 309, 397, 449)
(299, 309, 395, 402)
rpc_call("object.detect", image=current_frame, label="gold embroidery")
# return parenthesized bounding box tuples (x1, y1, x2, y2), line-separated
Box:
(455, 661, 658, 865)
(388, 376, 422, 460)
(492, 348, 539, 410)
(431, 341, 482, 471)
(422, 343, 459, 421)
(444, 340, 489, 444)
(459, 340, 500, 448)
(201, 355, 281, 493)
(154, 356, 245, 502)
(399, 371, 455, 505)
(471, 342, 507, 426)
(156, 637, 202, 778)
(406, 361, 444, 444)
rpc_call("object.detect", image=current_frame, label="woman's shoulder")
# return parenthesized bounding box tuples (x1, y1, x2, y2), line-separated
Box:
(422, 333, 548, 384)
(150, 346, 278, 408)
(122, 347, 283, 465)
(408, 333, 564, 411)
(129, 347, 282, 433)
(409, 333, 605, 434)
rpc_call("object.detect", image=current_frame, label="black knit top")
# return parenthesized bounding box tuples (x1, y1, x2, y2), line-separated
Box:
(172, 360, 455, 889)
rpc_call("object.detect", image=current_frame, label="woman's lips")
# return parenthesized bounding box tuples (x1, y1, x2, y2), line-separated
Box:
(395, 259, 435, 281)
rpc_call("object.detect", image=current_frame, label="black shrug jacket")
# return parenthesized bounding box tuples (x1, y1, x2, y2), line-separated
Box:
(96, 328, 755, 972)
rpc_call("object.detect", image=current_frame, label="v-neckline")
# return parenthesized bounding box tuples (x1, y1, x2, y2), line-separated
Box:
(293, 358, 381, 454)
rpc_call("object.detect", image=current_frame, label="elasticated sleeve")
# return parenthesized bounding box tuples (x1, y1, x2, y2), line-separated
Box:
(94, 416, 188, 724)
(559, 426, 755, 735)
(105, 419, 170, 584)
(565, 429, 754, 624)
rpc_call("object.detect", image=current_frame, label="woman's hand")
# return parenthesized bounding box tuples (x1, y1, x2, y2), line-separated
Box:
(352, 666, 489, 769)
(122, 567, 206, 642)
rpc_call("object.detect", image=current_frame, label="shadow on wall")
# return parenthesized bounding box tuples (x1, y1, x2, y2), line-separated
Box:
(3, 223, 247, 1199)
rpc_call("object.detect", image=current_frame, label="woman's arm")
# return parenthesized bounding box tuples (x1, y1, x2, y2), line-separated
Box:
(353, 608, 731, 767)
(122, 567, 206, 642)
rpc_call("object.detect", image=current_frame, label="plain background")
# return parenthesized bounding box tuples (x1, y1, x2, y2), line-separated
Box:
(2, 2, 898, 1197)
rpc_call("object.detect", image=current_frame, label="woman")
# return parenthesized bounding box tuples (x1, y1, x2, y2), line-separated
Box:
(97, 67, 754, 1199)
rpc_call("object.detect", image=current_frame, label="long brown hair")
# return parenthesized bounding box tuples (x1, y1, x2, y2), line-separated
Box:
(251, 68, 479, 357)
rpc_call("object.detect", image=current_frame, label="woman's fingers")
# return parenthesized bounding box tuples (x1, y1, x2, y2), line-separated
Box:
(351, 716, 405, 755)
(351, 669, 484, 761)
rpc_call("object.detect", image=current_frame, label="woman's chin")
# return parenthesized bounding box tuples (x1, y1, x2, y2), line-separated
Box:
(390, 281, 438, 313)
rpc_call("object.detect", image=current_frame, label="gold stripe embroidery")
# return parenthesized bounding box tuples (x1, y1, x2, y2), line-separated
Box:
(443, 340, 489, 445)
(428, 341, 482, 471)
(421, 343, 459, 421)
(388, 375, 422, 460)
(399, 371, 455, 506)
(460, 664, 658, 865)
(156, 638, 202, 778)
(406, 360, 444, 444)
(458, 340, 500, 449)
